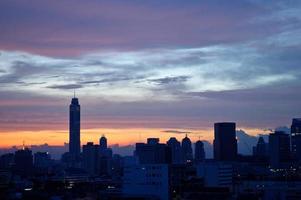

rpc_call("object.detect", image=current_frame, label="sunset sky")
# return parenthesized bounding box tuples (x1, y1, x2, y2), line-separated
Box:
(0, 0, 300, 148)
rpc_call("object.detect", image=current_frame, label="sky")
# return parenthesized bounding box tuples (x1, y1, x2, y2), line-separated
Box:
(0, 0, 300, 148)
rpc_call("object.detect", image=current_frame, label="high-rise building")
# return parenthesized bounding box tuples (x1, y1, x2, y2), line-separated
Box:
(82, 142, 99, 175)
(14, 148, 33, 176)
(99, 135, 107, 151)
(123, 161, 169, 200)
(98, 135, 113, 176)
(0, 153, 14, 169)
(167, 137, 183, 164)
(147, 138, 159, 145)
(196, 161, 233, 188)
(34, 152, 51, 169)
(69, 96, 81, 160)
(135, 138, 171, 164)
(253, 137, 267, 157)
(195, 140, 205, 163)
(182, 134, 193, 163)
(269, 131, 291, 168)
(213, 122, 237, 161)
(291, 118, 301, 161)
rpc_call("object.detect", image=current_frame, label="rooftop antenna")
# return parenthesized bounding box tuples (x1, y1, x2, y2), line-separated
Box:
(73, 89, 76, 98)
(22, 140, 25, 150)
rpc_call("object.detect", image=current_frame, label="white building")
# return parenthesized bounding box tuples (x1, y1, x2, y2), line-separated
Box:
(123, 157, 169, 200)
(196, 162, 233, 188)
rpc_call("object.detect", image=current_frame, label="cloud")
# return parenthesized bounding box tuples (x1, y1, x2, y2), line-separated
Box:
(47, 84, 83, 90)
(149, 76, 190, 85)
(162, 130, 191, 134)
(0, 0, 286, 56)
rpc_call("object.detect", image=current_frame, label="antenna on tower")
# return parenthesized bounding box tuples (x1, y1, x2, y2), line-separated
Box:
(22, 140, 25, 150)
(73, 89, 76, 98)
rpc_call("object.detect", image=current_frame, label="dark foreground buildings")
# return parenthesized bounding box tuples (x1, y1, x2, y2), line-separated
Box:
(213, 122, 237, 161)
(291, 118, 301, 162)
(1, 97, 301, 200)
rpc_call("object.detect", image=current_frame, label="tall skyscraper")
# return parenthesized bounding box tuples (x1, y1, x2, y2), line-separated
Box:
(213, 122, 237, 161)
(269, 131, 291, 168)
(182, 134, 193, 163)
(69, 96, 81, 159)
(195, 140, 205, 163)
(167, 137, 183, 164)
(291, 118, 301, 161)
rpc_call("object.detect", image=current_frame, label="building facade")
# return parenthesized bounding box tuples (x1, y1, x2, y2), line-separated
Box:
(213, 122, 237, 161)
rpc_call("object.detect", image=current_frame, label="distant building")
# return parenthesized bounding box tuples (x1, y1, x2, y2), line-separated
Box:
(14, 148, 33, 176)
(196, 162, 233, 188)
(213, 122, 237, 161)
(291, 118, 301, 161)
(99, 135, 108, 151)
(147, 138, 160, 145)
(269, 131, 291, 168)
(182, 135, 193, 163)
(34, 152, 51, 168)
(69, 96, 81, 160)
(123, 161, 169, 200)
(167, 137, 183, 164)
(135, 138, 171, 164)
(195, 140, 205, 163)
(82, 142, 99, 175)
(253, 137, 267, 157)
(97, 135, 113, 176)
(0, 153, 14, 169)
(112, 154, 123, 179)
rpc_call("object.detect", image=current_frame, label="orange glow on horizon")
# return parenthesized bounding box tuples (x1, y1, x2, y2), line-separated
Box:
(0, 127, 267, 148)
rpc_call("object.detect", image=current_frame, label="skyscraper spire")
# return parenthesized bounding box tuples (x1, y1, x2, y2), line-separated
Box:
(69, 95, 81, 160)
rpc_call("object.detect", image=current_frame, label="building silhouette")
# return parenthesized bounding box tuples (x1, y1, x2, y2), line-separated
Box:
(123, 157, 169, 200)
(69, 96, 81, 160)
(253, 136, 267, 157)
(213, 122, 237, 161)
(82, 142, 100, 175)
(99, 135, 113, 176)
(135, 138, 171, 164)
(167, 137, 183, 164)
(34, 152, 51, 169)
(0, 153, 14, 169)
(269, 131, 291, 168)
(99, 135, 108, 151)
(196, 161, 233, 188)
(291, 118, 301, 162)
(14, 148, 33, 176)
(182, 134, 193, 163)
(195, 140, 205, 163)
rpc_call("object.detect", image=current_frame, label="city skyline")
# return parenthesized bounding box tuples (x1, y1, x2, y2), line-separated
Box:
(0, 0, 301, 148)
